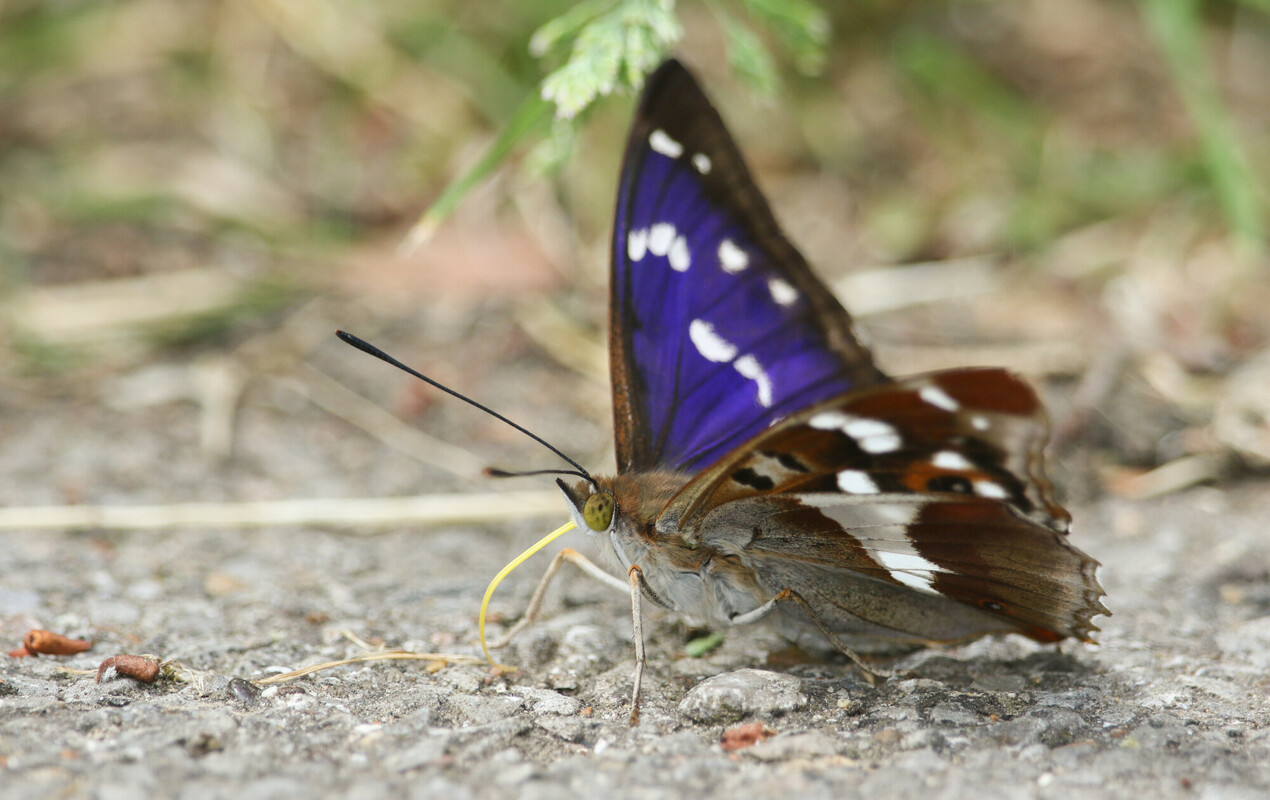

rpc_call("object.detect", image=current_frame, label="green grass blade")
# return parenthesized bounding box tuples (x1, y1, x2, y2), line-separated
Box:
(400, 93, 554, 254)
(1142, 0, 1264, 255)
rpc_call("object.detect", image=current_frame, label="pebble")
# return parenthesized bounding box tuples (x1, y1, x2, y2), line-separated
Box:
(678, 668, 808, 724)
(509, 685, 582, 716)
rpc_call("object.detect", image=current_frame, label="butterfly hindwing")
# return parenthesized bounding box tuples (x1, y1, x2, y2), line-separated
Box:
(722, 493, 1104, 646)
(611, 60, 884, 474)
(666, 369, 1069, 530)
(659, 368, 1106, 642)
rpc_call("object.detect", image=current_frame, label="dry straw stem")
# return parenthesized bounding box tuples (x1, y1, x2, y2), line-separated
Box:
(0, 491, 562, 532)
(832, 257, 1000, 317)
(282, 362, 489, 478)
(1111, 453, 1228, 500)
(5, 269, 243, 347)
(254, 650, 489, 686)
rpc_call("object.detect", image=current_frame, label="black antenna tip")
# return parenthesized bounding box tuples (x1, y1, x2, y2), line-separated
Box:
(337, 330, 381, 358)
(335, 331, 594, 481)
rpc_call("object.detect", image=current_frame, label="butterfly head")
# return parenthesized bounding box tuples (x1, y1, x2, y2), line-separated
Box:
(557, 477, 617, 535)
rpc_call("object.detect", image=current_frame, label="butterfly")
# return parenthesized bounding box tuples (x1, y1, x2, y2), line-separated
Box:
(340, 58, 1108, 726)
(540, 59, 1104, 718)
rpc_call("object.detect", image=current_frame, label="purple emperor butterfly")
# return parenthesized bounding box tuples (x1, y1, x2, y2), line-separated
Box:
(341, 59, 1107, 725)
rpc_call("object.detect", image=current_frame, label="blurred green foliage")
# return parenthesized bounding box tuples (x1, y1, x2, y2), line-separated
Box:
(416, 0, 1267, 257)
(0, 0, 1265, 330)
(1143, 0, 1262, 255)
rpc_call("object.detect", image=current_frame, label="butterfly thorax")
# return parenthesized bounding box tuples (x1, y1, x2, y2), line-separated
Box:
(561, 473, 772, 626)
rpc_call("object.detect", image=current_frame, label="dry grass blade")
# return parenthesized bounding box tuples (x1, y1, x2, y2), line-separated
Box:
(284, 363, 488, 478)
(1111, 454, 1227, 500)
(514, 300, 608, 382)
(254, 650, 488, 685)
(0, 491, 562, 532)
(833, 257, 1001, 317)
(6, 269, 243, 346)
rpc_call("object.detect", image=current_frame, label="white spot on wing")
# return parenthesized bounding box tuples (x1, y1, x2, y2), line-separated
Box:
(837, 470, 878, 494)
(932, 451, 974, 471)
(692, 153, 711, 173)
(843, 418, 902, 454)
(920, 385, 960, 412)
(689, 319, 738, 363)
(974, 481, 1009, 499)
(873, 551, 938, 592)
(668, 235, 691, 271)
(733, 354, 772, 407)
(809, 411, 849, 430)
(718, 239, 749, 273)
(971, 415, 990, 431)
(627, 228, 648, 262)
(798, 494, 923, 527)
(648, 223, 675, 257)
(649, 129, 683, 158)
(768, 278, 798, 305)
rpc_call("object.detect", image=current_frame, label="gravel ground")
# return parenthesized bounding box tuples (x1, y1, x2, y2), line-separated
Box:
(2, 348, 1269, 800)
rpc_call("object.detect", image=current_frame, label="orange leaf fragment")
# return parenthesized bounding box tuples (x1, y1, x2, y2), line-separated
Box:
(721, 721, 776, 752)
(23, 630, 93, 656)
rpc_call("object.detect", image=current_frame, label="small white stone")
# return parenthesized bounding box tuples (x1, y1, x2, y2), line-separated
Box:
(678, 668, 807, 724)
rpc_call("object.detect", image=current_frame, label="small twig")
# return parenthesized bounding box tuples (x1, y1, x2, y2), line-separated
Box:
(97, 655, 161, 684)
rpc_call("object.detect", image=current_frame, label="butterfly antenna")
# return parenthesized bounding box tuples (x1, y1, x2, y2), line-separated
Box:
(485, 467, 593, 483)
(336, 331, 594, 483)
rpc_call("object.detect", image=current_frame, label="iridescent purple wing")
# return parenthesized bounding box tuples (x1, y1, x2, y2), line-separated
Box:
(610, 60, 885, 473)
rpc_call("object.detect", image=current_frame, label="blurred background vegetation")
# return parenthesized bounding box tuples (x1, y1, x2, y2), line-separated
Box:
(2, 0, 1269, 499)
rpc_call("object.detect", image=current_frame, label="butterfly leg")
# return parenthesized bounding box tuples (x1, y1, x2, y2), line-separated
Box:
(487, 547, 628, 650)
(770, 589, 898, 685)
(626, 564, 649, 726)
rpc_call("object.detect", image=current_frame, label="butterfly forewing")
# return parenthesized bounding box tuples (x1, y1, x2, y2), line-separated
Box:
(611, 61, 884, 474)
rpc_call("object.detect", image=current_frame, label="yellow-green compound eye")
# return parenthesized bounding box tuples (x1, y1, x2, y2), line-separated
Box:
(582, 491, 615, 532)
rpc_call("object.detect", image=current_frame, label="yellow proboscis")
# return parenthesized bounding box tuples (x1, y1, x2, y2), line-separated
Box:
(478, 520, 577, 669)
